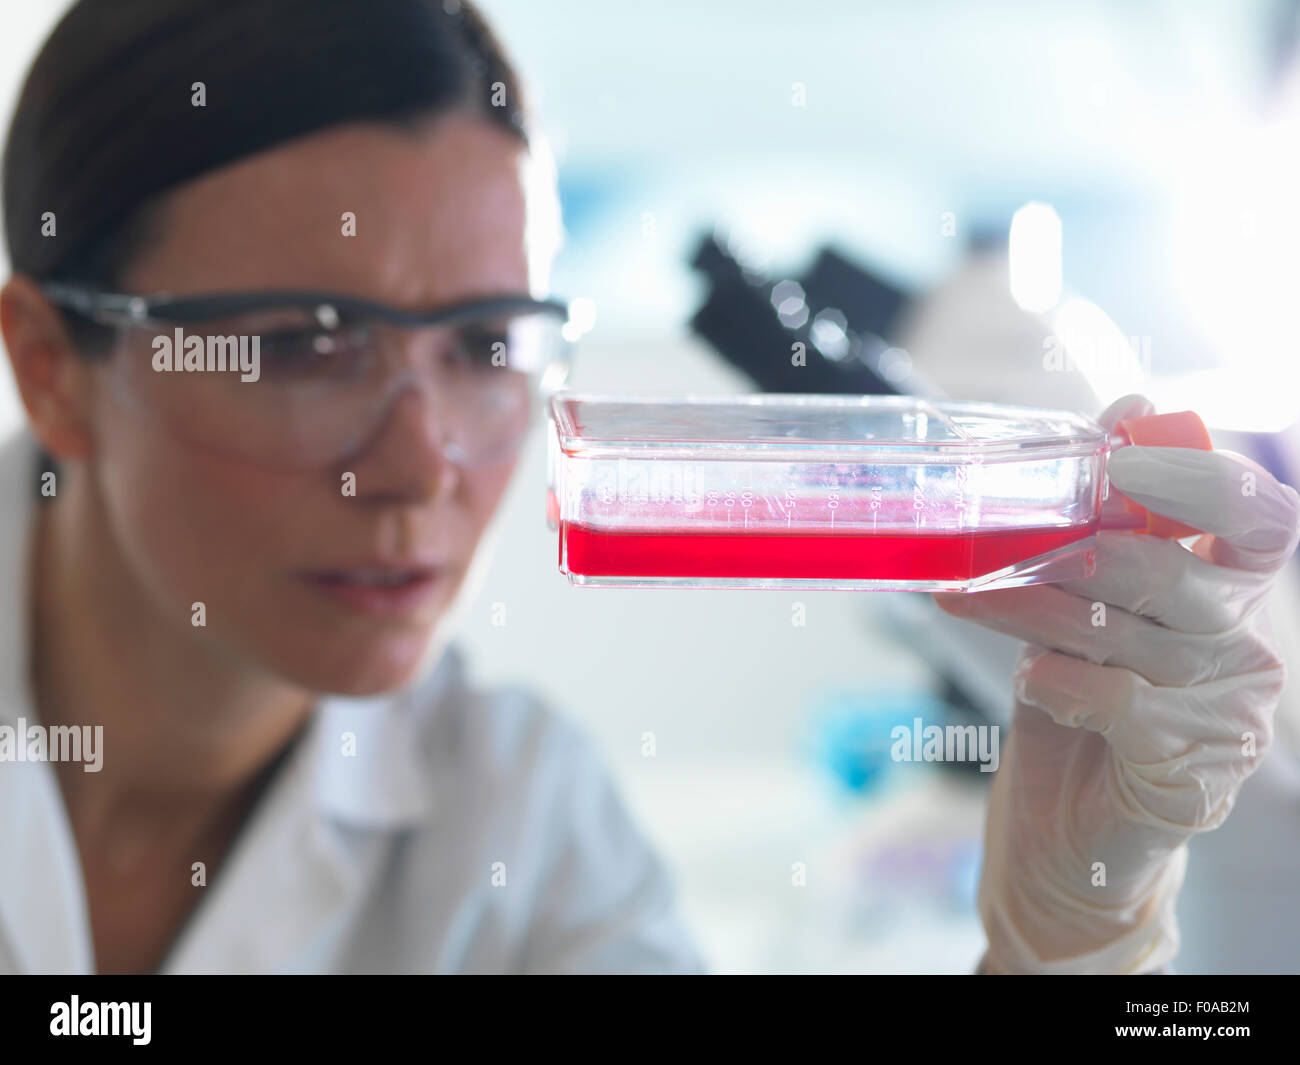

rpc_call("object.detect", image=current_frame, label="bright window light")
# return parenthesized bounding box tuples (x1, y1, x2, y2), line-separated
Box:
(1009, 202, 1063, 314)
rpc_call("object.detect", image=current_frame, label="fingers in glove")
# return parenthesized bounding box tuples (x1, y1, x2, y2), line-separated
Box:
(1013, 646, 1284, 778)
(1106, 446, 1300, 573)
(1054, 531, 1276, 635)
(934, 583, 1278, 687)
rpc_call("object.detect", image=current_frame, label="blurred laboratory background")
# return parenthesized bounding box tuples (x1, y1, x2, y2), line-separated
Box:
(4, 0, 1300, 972)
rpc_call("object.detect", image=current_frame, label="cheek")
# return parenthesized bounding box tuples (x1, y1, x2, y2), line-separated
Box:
(463, 460, 516, 530)
(431, 459, 516, 612)
(95, 432, 310, 626)
(92, 405, 522, 694)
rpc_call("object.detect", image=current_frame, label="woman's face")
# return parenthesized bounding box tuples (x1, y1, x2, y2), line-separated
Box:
(86, 113, 532, 695)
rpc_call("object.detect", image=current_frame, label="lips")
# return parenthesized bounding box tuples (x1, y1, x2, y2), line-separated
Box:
(322, 569, 428, 586)
(299, 564, 445, 615)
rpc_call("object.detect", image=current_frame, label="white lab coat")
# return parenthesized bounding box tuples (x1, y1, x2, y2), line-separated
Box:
(0, 428, 706, 974)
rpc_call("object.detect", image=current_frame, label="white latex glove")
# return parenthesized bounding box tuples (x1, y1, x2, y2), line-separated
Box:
(933, 394, 1300, 974)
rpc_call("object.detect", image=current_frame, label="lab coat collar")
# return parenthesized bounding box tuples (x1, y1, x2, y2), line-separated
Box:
(156, 597, 465, 973)
(157, 648, 463, 974)
(309, 642, 463, 829)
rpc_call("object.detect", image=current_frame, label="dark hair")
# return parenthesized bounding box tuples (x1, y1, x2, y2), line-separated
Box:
(3, 0, 529, 495)
(3, 0, 527, 296)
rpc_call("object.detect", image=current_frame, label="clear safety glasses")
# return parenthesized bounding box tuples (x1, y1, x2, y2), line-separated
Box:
(41, 281, 576, 471)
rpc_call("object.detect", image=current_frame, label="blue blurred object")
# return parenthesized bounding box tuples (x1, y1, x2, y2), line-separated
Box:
(946, 838, 981, 911)
(806, 688, 955, 796)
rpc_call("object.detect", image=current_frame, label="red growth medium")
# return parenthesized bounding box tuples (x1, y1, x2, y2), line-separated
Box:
(560, 521, 1098, 582)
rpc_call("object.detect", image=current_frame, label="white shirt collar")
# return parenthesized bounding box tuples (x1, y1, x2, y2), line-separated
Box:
(309, 647, 461, 829)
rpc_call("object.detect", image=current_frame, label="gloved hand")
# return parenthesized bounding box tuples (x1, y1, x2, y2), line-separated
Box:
(933, 394, 1300, 974)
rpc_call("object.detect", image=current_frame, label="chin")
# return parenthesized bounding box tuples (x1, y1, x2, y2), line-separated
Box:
(267, 629, 440, 697)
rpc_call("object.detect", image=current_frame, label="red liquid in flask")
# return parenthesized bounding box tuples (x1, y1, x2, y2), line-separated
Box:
(561, 521, 1097, 582)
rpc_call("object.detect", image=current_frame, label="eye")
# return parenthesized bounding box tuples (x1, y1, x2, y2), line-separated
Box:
(257, 323, 375, 379)
(448, 325, 507, 367)
(447, 316, 526, 372)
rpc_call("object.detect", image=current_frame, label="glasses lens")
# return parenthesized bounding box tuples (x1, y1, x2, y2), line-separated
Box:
(103, 303, 572, 471)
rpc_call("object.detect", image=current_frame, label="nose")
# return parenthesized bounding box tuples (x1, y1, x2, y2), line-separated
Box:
(344, 375, 461, 505)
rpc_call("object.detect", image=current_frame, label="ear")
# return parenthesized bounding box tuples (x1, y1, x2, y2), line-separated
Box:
(0, 274, 98, 461)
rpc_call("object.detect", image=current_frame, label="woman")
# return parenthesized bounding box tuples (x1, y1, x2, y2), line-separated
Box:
(1, 0, 1295, 975)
